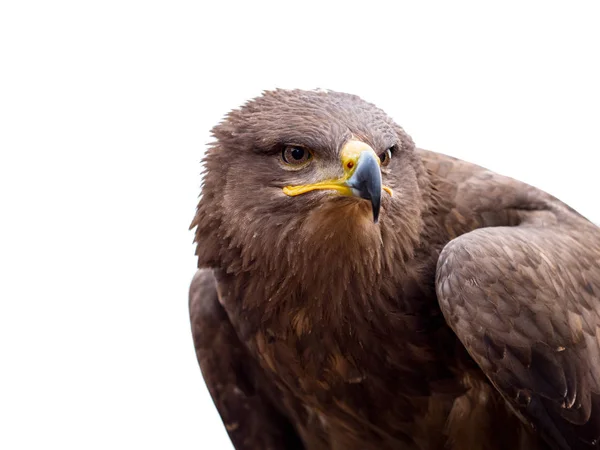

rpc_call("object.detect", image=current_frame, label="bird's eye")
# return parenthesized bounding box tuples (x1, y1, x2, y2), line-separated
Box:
(379, 148, 393, 167)
(281, 145, 312, 167)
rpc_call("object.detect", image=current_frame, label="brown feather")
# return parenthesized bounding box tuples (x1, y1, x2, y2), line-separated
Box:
(189, 89, 599, 449)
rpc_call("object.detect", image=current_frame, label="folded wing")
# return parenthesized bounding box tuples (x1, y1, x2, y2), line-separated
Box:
(436, 209, 600, 449)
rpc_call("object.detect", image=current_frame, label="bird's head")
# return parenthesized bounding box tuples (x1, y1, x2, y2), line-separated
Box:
(192, 89, 426, 282)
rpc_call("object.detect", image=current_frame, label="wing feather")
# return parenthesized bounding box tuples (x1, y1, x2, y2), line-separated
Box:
(436, 214, 600, 449)
(189, 269, 303, 450)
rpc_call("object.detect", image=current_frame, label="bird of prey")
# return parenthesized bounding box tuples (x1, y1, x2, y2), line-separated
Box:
(189, 89, 600, 450)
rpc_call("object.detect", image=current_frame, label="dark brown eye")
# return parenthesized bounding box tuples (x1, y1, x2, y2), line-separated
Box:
(379, 148, 392, 167)
(281, 145, 311, 166)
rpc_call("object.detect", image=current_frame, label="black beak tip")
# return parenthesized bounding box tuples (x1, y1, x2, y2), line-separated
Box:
(372, 200, 380, 223)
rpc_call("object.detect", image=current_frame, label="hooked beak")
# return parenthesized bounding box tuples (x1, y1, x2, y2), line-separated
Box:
(282, 140, 393, 223)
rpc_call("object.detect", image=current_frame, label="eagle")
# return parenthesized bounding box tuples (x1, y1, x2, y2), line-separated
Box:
(189, 89, 600, 450)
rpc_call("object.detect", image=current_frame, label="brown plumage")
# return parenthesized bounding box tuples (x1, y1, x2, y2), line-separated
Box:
(189, 89, 600, 450)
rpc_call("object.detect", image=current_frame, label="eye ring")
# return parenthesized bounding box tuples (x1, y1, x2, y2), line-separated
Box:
(379, 147, 393, 167)
(281, 145, 312, 168)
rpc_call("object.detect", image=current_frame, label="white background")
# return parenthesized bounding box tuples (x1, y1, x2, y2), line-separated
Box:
(1, 1, 599, 449)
